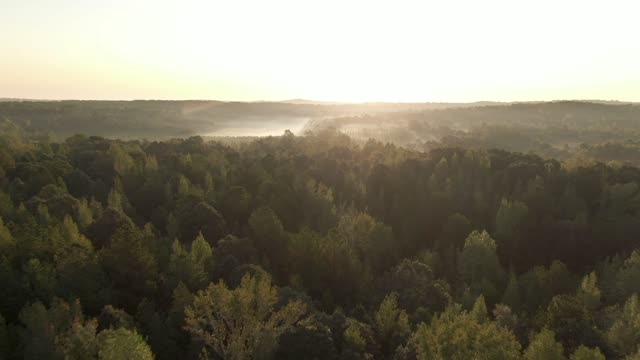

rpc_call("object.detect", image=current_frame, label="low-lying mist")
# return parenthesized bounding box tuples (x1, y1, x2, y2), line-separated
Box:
(204, 116, 310, 137)
(1, 99, 640, 166)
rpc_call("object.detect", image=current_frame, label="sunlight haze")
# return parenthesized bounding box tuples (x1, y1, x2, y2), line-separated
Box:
(2, 0, 639, 102)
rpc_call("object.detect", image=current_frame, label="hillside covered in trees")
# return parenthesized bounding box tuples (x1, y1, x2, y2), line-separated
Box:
(0, 100, 471, 140)
(3, 100, 640, 167)
(1, 110, 640, 359)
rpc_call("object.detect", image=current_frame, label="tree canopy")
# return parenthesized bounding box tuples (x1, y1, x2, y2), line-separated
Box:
(0, 120, 639, 358)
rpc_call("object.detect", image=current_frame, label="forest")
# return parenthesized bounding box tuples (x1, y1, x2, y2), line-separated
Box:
(0, 100, 468, 139)
(1, 101, 640, 359)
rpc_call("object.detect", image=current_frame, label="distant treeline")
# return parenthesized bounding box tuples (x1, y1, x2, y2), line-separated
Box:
(0, 100, 472, 140)
(3, 100, 640, 165)
(305, 101, 640, 166)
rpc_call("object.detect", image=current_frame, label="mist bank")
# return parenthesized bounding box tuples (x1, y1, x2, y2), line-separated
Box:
(0, 100, 481, 140)
(2, 99, 640, 166)
(305, 101, 640, 166)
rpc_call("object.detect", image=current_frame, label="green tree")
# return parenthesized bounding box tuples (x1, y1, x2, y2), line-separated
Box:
(577, 272, 600, 312)
(76, 197, 94, 229)
(614, 251, 640, 302)
(167, 281, 194, 349)
(626, 349, 640, 360)
(100, 226, 157, 311)
(176, 175, 190, 196)
(546, 294, 598, 352)
(57, 215, 93, 254)
(56, 318, 99, 360)
(290, 228, 371, 309)
(166, 213, 179, 240)
(22, 258, 57, 301)
(409, 305, 520, 360)
(176, 200, 226, 246)
(0, 313, 10, 359)
(107, 188, 123, 213)
(18, 299, 98, 360)
(434, 213, 472, 253)
(18, 301, 59, 360)
(519, 261, 575, 313)
(223, 186, 251, 232)
(502, 271, 521, 311)
(184, 274, 306, 360)
(329, 211, 397, 274)
(248, 206, 286, 272)
(495, 198, 528, 263)
(523, 328, 566, 360)
(495, 198, 529, 239)
(168, 239, 206, 290)
(107, 144, 135, 175)
(374, 292, 411, 358)
(606, 294, 640, 357)
(55, 235, 106, 314)
(341, 318, 379, 360)
(569, 346, 605, 360)
(0, 216, 14, 255)
(493, 304, 518, 333)
(274, 316, 337, 360)
(379, 260, 451, 322)
(433, 213, 472, 281)
(97, 305, 134, 330)
(471, 295, 489, 323)
(458, 230, 505, 302)
(191, 232, 213, 269)
(97, 327, 154, 360)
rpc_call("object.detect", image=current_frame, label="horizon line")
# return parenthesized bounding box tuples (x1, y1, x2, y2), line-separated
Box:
(0, 97, 637, 105)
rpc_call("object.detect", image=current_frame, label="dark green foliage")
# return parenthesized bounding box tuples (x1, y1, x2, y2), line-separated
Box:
(524, 329, 566, 360)
(545, 295, 600, 353)
(378, 260, 451, 323)
(2, 123, 640, 359)
(407, 304, 521, 360)
(175, 198, 226, 246)
(274, 316, 337, 360)
(100, 226, 157, 311)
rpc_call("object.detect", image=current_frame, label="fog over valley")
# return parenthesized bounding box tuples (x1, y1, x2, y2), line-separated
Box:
(3, 99, 640, 165)
(4, 0, 640, 357)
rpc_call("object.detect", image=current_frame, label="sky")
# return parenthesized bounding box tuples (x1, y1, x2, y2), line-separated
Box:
(1, 0, 639, 102)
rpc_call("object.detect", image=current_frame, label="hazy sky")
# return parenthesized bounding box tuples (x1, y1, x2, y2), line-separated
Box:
(1, 0, 639, 102)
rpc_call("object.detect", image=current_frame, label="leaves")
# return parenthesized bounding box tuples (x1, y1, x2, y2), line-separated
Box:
(97, 328, 154, 360)
(184, 274, 306, 360)
(409, 305, 521, 360)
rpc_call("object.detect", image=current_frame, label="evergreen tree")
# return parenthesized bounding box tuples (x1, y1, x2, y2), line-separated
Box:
(524, 329, 566, 360)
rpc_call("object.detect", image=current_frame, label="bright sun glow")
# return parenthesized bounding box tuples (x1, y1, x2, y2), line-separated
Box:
(1, 0, 639, 102)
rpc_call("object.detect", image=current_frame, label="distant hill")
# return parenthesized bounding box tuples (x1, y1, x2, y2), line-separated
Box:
(0, 99, 480, 139)
(0, 98, 58, 102)
(0, 99, 637, 142)
(280, 99, 345, 105)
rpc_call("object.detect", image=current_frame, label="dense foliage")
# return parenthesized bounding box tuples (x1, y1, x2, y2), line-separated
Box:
(2, 118, 640, 359)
